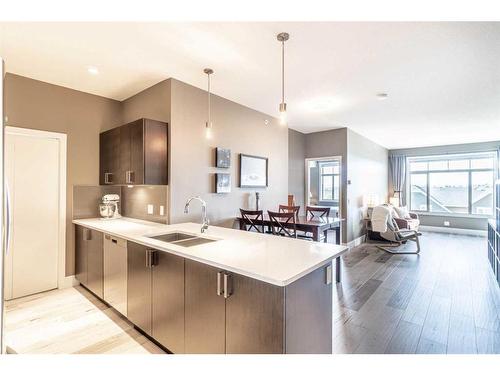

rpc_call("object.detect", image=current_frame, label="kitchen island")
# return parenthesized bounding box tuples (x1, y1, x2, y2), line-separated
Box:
(73, 217, 348, 354)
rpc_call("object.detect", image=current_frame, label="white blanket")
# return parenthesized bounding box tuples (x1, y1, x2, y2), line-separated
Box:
(372, 205, 391, 233)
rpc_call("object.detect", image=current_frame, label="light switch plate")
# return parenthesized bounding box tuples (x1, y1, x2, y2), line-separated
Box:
(160, 205, 165, 216)
(147, 204, 154, 215)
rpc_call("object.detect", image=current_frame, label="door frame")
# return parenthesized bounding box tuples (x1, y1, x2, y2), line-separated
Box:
(304, 155, 343, 221)
(5, 126, 68, 290)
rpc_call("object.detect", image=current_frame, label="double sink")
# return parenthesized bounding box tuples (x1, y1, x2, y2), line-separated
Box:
(148, 232, 218, 247)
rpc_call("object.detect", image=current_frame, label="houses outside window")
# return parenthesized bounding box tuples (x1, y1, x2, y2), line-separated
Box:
(319, 161, 340, 202)
(408, 152, 496, 216)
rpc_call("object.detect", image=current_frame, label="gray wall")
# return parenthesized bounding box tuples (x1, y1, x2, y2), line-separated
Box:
(288, 129, 306, 209)
(390, 141, 500, 231)
(347, 129, 388, 241)
(169, 79, 288, 227)
(305, 128, 348, 240)
(288, 127, 389, 243)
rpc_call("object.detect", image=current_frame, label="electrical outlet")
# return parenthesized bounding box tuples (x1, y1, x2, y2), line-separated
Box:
(444, 221, 450, 227)
(160, 205, 165, 216)
(147, 204, 154, 215)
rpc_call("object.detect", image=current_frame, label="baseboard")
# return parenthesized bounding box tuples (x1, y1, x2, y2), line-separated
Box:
(59, 275, 79, 289)
(344, 234, 367, 249)
(419, 225, 487, 237)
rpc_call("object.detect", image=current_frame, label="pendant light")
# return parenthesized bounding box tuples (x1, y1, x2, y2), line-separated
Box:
(204, 68, 214, 139)
(277, 32, 289, 126)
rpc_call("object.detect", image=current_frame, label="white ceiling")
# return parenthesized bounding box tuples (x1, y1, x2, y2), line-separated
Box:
(1, 22, 499, 149)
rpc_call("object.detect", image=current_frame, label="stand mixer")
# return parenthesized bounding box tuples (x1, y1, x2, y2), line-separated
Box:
(99, 194, 122, 219)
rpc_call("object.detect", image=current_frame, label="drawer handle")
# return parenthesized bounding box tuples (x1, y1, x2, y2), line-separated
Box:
(217, 271, 223, 296)
(325, 264, 332, 285)
(223, 273, 232, 299)
(112, 239, 117, 244)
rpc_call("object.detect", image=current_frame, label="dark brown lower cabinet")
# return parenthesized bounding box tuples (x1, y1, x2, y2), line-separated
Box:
(285, 264, 333, 354)
(127, 242, 185, 352)
(152, 251, 185, 353)
(86, 230, 104, 299)
(185, 260, 226, 353)
(225, 273, 285, 354)
(75, 225, 87, 286)
(127, 242, 152, 335)
(184, 258, 332, 354)
(75, 225, 103, 299)
(77, 228, 332, 354)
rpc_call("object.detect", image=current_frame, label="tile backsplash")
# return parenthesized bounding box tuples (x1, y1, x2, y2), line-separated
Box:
(73, 185, 168, 224)
(121, 185, 168, 223)
(73, 185, 121, 219)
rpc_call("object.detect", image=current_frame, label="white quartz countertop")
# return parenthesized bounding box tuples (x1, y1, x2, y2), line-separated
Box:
(72, 217, 348, 286)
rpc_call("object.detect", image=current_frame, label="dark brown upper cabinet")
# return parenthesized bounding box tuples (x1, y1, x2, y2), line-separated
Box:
(100, 118, 168, 185)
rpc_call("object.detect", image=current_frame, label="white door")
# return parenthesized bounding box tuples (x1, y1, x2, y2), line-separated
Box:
(4, 132, 60, 299)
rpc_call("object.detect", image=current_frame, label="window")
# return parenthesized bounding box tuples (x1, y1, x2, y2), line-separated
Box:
(408, 153, 496, 216)
(319, 162, 340, 202)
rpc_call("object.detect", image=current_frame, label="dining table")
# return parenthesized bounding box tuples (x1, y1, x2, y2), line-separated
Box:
(236, 214, 345, 282)
(238, 215, 342, 243)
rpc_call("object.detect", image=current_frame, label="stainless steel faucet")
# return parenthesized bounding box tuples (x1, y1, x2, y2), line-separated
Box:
(184, 196, 209, 233)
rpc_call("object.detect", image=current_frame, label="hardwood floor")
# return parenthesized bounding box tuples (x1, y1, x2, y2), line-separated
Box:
(4, 231, 499, 354)
(331, 231, 500, 354)
(5, 286, 165, 354)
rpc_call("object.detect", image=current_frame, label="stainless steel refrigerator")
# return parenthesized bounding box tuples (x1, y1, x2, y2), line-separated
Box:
(0, 56, 7, 354)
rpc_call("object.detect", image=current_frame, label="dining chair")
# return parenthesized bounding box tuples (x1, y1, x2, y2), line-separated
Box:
(267, 211, 297, 238)
(306, 206, 330, 219)
(299, 206, 331, 242)
(239, 209, 265, 233)
(278, 204, 300, 218)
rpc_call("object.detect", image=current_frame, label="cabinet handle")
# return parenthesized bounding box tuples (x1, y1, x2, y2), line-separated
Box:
(126, 171, 135, 184)
(84, 228, 91, 241)
(104, 172, 113, 184)
(145, 250, 151, 268)
(325, 264, 332, 285)
(217, 271, 223, 296)
(223, 273, 232, 299)
(151, 250, 158, 267)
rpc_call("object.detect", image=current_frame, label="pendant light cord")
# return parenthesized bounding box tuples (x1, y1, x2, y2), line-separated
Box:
(207, 73, 211, 126)
(281, 39, 285, 105)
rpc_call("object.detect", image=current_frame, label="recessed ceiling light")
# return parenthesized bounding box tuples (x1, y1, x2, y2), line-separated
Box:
(87, 66, 99, 75)
(376, 93, 388, 100)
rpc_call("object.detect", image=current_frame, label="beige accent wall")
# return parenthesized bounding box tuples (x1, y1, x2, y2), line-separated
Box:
(4, 73, 122, 276)
(121, 80, 171, 125)
(169, 79, 288, 227)
(5, 74, 288, 275)
(120, 78, 288, 226)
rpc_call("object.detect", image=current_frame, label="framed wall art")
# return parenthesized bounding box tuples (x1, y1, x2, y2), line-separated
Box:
(215, 147, 231, 168)
(239, 154, 268, 188)
(215, 173, 231, 193)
